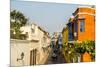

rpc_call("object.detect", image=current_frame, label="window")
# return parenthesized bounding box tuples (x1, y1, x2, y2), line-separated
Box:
(31, 28, 35, 33)
(31, 25, 36, 33)
(80, 20, 85, 32)
(30, 49, 37, 65)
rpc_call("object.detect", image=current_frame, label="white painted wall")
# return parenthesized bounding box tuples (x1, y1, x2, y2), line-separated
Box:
(20, 24, 39, 41)
(11, 39, 50, 66)
(11, 23, 51, 66)
(11, 40, 31, 66)
(11, 29, 51, 66)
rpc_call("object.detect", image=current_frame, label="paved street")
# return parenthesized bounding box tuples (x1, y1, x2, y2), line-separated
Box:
(45, 48, 66, 64)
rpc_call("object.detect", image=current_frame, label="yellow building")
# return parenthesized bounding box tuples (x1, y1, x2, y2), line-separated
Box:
(62, 27, 68, 62)
(62, 27, 68, 46)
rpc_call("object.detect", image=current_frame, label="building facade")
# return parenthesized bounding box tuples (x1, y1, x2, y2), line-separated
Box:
(62, 27, 68, 46)
(61, 6, 95, 62)
(67, 6, 95, 42)
(11, 23, 51, 66)
(61, 27, 69, 62)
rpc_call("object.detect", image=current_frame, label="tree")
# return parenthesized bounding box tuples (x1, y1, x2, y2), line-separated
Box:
(75, 40, 95, 61)
(10, 10, 28, 39)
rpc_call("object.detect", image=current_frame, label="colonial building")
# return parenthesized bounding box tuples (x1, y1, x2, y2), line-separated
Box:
(11, 23, 51, 66)
(62, 27, 68, 46)
(61, 6, 95, 62)
(67, 6, 95, 42)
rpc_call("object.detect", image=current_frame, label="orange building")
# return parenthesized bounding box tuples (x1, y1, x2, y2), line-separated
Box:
(67, 6, 95, 42)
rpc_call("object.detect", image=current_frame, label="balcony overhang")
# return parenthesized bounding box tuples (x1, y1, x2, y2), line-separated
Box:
(30, 39, 39, 42)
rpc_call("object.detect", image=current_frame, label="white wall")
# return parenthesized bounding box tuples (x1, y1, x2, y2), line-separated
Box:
(10, 39, 38, 66)
(11, 23, 51, 66)
(10, 34, 51, 66)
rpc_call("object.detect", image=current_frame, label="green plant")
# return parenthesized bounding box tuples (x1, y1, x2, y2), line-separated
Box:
(63, 40, 95, 62)
(75, 40, 95, 61)
(10, 10, 28, 39)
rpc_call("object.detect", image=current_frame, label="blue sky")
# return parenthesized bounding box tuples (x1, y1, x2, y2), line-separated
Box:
(11, 1, 89, 35)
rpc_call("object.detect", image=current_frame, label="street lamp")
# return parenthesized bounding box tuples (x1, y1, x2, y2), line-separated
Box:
(17, 52, 24, 61)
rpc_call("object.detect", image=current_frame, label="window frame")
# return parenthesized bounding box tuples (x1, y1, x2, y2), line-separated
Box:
(80, 20, 85, 32)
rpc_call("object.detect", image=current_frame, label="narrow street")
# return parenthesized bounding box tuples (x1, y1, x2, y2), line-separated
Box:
(45, 46, 66, 64)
